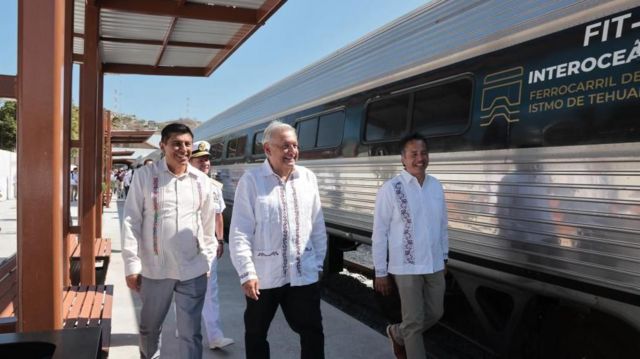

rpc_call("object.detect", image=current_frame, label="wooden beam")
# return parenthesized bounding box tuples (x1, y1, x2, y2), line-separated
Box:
(97, 0, 258, 24)
(154, 0, 183, 67)
(72, 54, 84, 63)
(205, 0, 285, 76)
(100, 36, 226, 49)
(17, 0, 67, 332)
(79, 0, 99, 285)
(62, 0, 74, 288)
(0, 75, 17, 99)
(95, 69, 104, 238)
(103, 63, 205, 76)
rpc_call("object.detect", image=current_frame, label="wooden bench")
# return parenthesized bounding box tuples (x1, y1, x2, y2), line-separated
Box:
(70, 237, 112, 285)
(0, 256, 113, 357)
(63, 284, 114, 357)
(0, 256, 17, 333)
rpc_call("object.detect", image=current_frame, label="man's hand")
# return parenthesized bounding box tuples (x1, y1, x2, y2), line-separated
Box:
(216, 241, 224, 258)
(126, 274, 141, 292)
(374, 275, 393, 296)
(242, 279, 260, 300)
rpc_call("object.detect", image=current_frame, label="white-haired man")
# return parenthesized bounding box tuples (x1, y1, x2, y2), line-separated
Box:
(188, 140, 234, 350)
(230, 121, 327, 359)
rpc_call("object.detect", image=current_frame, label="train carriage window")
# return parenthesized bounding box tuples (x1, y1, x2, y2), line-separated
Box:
(210, 140, 224, 161)
(316, 111, 344, 148)
(253, 131, 265, 155)
(225, 135, 247, 159)
(411, 78, 472, 136)
(365, 93, 410, 141)
(297, 118, 318, 150)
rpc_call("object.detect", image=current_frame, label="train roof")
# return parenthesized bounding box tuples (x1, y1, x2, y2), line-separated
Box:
(195, 0, 635, 140)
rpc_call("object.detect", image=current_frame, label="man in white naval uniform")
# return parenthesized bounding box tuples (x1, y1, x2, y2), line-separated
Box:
(372, 132, 449, 359)
(230, 121, 327, 359)
(188, 140, 234, 350)
(122, 123, 217, 359)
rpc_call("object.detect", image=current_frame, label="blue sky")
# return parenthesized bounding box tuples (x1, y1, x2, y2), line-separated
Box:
(0, 1, 429, 123)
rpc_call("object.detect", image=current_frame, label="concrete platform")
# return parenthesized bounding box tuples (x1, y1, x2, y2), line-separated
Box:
(0, 197, 390, 358)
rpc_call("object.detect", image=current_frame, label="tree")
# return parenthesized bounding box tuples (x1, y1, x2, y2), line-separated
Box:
(0, 101, 17, 151)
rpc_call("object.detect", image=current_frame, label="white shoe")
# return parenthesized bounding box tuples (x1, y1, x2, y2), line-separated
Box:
(209, 337, 234, 349)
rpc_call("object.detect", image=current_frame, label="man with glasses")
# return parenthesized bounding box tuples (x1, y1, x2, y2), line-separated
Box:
(230, 120, 327, 359)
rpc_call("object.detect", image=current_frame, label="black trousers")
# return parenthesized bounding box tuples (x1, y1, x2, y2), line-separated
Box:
(244, 282, 324, 359)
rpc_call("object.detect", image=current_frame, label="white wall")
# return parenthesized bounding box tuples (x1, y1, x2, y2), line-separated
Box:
(0, 149, 17, 200)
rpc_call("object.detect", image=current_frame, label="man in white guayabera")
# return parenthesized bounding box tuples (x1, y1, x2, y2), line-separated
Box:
(122, 123, 217, 359)
(230, 121, 327, 359)
(372, 132, 449, 359)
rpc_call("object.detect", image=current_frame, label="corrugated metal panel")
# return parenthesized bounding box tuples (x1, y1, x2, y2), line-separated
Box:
(195, 0, 632, 141)
(74, 0, 84, 35)
(188, 0, 266, 10)
(73, 37, 84, 56)
(171, 18, 243, 44)
(159, 46, 219, 67)
(101, 41, 161, 65)
(101, 9, 172, 41)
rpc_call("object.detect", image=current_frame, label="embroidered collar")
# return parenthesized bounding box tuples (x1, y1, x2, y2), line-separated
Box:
(260, 159, 300, 180)
(400, 170, 428, 187)
(160, 158, 199, 178)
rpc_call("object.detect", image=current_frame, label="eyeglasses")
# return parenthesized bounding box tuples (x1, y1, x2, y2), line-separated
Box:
(271, 143, 299, 152)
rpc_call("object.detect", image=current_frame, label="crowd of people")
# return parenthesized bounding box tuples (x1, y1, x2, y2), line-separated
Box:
(120, 122, 448, 359)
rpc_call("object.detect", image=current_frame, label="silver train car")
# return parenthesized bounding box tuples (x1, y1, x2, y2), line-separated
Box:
(195, 0, 640, 355)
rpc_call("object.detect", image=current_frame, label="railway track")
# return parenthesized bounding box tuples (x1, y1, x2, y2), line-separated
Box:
(323, 255, 496, 358)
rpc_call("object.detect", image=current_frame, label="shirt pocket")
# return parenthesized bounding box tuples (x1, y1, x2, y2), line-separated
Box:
(253, 248, 284, 279)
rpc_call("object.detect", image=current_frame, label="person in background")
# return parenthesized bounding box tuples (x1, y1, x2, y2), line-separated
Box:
(70, 167, 79, 202)
(372, 132, 449, 359)
(188, 140, 234, 350)
(121, 123, 217, 359)
(229, 121, 327, 359)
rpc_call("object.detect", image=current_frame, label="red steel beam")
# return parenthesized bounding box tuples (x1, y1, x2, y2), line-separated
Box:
(79, 0, 99, 285)
(103, 63, 204, 76)
(0, 75, 16, 99)
(154, 0, 185, 68)
(17, 0, 68, 332)
(62, 0, 74, 288)
(205, 0, 285, 76)
(101, 36, 226, 50)
(95, 68, 104, 238)
(97, 0, 258, 24)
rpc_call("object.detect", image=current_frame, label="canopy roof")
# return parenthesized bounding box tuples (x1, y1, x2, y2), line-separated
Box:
(73, 0, 285, 76)
(110, 130, 156, 144)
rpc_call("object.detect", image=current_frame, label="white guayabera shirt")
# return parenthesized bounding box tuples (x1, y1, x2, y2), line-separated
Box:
(372, 170, 449, 278)
(122, 159, 217, 281)
(230, 160, 327, 290)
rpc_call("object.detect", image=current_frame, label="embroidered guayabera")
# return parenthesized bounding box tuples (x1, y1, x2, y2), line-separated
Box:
(393, 181, 415, 264)
(278, 181, 289, 276)
(152, 176, 160, 255)
(291, 180, 302, 276)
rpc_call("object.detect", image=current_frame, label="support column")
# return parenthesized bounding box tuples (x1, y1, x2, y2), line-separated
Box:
(79, 0, 99, 285)
(17, 0, 69, 332)
(62, 0, 74, 287)
(95, 70, 104, 238)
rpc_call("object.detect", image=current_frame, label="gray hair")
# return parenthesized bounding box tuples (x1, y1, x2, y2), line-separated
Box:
(262, 120, 296, 145)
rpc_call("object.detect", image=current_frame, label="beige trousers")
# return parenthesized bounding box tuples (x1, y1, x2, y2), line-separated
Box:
(391, 270, 445, 359)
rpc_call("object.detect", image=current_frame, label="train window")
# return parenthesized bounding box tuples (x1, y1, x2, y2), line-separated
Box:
(316, 111, 344, 148)
(253, 131, 265, 155)
(225, 135, 247, 158)
(365, 93, 410, 141)
(411, 78, 472, 136)
(297, 118, 318, 150)
(210, 140, 224, 160)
